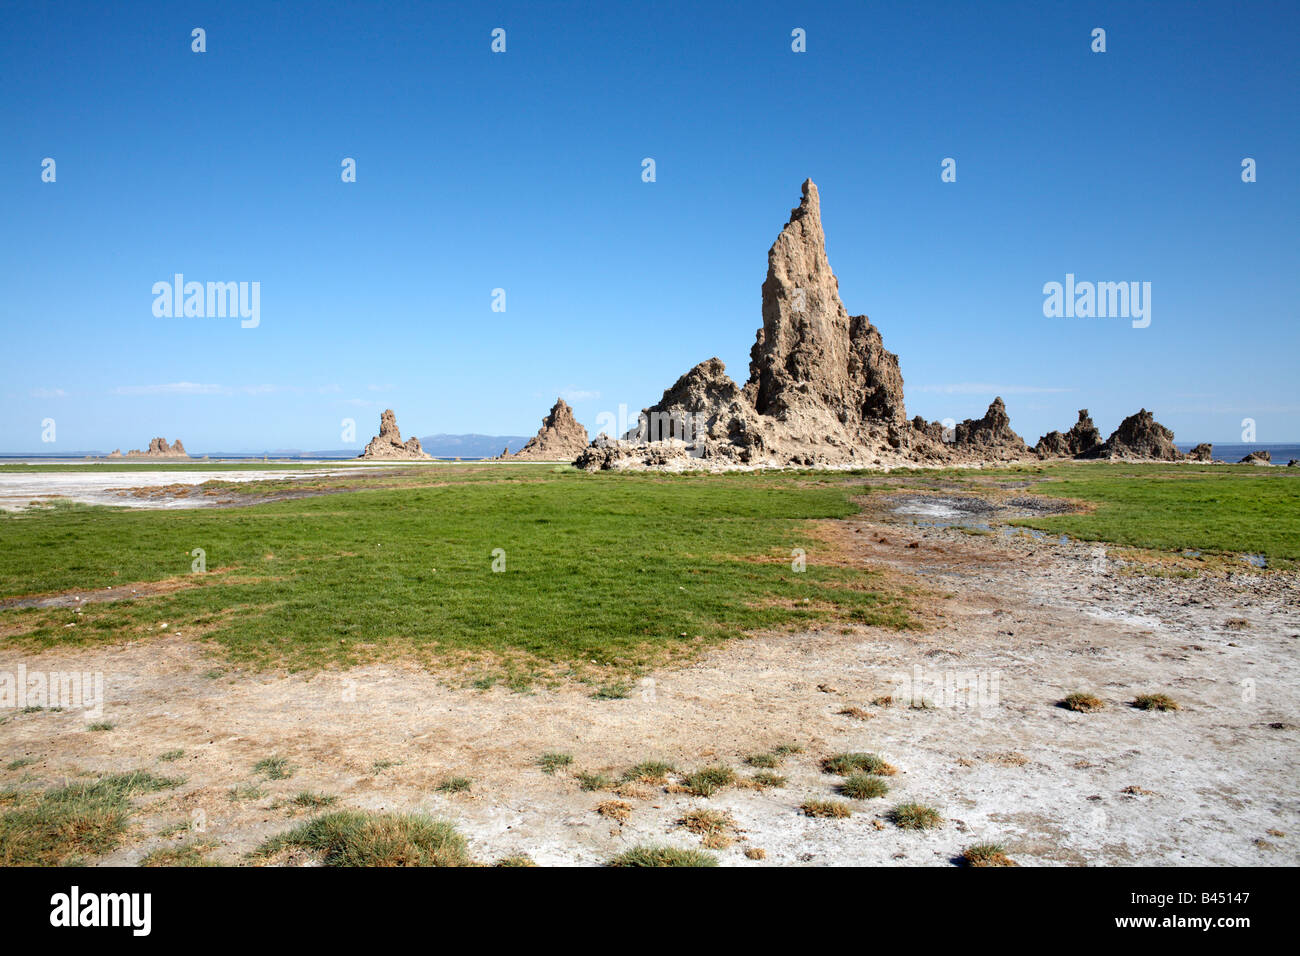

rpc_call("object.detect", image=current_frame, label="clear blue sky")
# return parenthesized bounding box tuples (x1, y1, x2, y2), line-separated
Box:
(2, 0, 1296, 452)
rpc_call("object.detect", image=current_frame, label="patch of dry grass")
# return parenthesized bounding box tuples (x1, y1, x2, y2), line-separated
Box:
(1133, 693, 1181, 711)
(960, 842, 1017, 867)
(1061, 692, 1104, 713)
(801, 799, 852, 818)
(890, 802, 943, 830)
(821, 752, 897, 776)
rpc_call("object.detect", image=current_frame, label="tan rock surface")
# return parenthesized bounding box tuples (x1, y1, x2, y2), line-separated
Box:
(359, 409, 431, 460)
(511, 399, 590, 461)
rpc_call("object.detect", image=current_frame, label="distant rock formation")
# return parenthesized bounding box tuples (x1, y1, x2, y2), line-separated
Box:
(951, 398, 1028, 459)
(1186, 443, 1214, 462)
(1085, 409, 1182, 461)
(1239, 450, 1272, 465)
(123, 438, 190, 459)
(1035, 410, 1103, 459)
(359, 409, 431, 459)
(511, 398, 590, 461)
(107, 449, 123, 458)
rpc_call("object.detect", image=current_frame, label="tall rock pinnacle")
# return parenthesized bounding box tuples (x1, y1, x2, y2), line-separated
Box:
(511, 398, 590, 461)
(746, 179, 908, 441)
(359, 409, 431, 459)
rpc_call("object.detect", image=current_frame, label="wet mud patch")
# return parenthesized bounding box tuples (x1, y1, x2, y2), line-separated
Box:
(880, 492, 1078, 531)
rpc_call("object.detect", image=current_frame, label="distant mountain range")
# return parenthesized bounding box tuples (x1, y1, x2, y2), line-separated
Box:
(418, 434, 532, 458)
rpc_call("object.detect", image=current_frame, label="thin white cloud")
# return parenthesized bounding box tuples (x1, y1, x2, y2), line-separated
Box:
(914, 383, 1075, 395)
(1164, 402, 1300, 415)
(112, 382, 228, 395)
(111, 383, 339, 397)
(560, 386, 601, 402)
(30, 387, 68, 398)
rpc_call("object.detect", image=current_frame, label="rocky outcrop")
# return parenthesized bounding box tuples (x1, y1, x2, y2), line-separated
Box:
(578, 359, 780, 470)
(107, 449, 123, 458)
(1035, 410, 1103, 459)
(1239, 450, 1272, 465)
(1085, 409, 1182, 461)
(511, 398, 590, 461)
(125, 438, 190, 459)
(1034, 431, 1070, 458)
(1186, 443, 1214, 462)
(581, 181, 943, 471)
(359, 409, 431, 459)
(577, 179, 1047, 471)
(951, 398, 1028, 459)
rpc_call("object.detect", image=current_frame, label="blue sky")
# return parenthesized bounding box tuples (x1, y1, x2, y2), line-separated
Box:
(2, 0, 1297, 452)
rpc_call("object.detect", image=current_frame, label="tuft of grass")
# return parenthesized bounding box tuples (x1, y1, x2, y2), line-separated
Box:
(679, 809, 736, 849)
(157, 819, 192, 838)
(141, 841, 219, 867)
(253, 756, 294, 780)
(960, 842, 1017, 867)
(1133, 693, 1180, 712)
(370, 759, 401, 773)
(5, 758, 36, 771)
(591, 682, 631, 700)
(228, 783, 267, 802)
(1061, 692, 1105, 713)
(745, 743, 803, 769)
(840, 774, 890, 800)
(595, 799, 633, 822)
(608, 844, 718, 867)
(576, 771, 615, 792)
(750, 771, 787, 789)
(494, 855, 537, 867)
(821, 752, 897, 776)
(621, 761, 675, 784)
(678, 808, 733, 836)
(436, 777, 472, 794)
(838, 706, 872, 720)
(890, 802, 943, 830)
(88, 722, 114, 732)
(681, 765, 736, 797)
(801, 799, 852, 818)
(745, 847, 767, 860)
(254, 810, 470, 867)
(290, 791, 339, 809)
(158, 749, 185, 762)
(537, 752, 573, 775)
(0, 770, 183, 866)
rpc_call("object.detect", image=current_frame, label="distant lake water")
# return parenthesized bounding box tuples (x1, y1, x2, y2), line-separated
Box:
(1176, 442, 1300, 463)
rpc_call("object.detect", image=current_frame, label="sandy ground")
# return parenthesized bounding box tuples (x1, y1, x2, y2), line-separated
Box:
(1, 494, 1296, 866)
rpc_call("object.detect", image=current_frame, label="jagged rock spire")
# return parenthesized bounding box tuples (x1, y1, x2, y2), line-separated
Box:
(746, 179, 908, 438)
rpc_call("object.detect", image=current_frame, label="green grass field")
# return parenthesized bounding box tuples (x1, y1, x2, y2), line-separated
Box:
(998, 462, 1300, 562)
(0, 468, 912, 684)
(1, 462, 1294, 683)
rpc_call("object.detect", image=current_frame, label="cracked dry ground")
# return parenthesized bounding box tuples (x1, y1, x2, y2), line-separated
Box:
(2, 503, 1296, 866)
